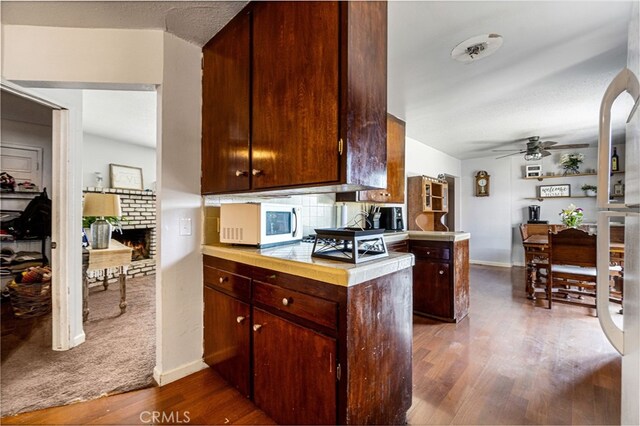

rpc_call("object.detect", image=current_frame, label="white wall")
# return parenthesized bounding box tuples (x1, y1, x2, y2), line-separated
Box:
(461, 147, 602, 266)
(405, 136, 461, 178)
(2, 26, 163, 87)
(82, 133, 156, 190)
(405, 136, 463, 231)
(154, 32, 205, 385)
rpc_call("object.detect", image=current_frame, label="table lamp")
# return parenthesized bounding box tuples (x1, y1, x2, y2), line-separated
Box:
(83, 193, 121, 249)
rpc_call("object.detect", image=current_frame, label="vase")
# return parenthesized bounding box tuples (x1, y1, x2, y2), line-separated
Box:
(585, 189, 596, 197)
(562, 167, 580, 176)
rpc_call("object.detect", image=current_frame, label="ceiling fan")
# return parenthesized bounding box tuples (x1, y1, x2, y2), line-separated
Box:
(493, 136, 590, 160)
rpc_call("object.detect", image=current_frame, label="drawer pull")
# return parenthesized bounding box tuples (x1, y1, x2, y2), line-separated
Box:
(236, 316, 246, 324)
(253, 324, 263, 332)
(439, 270, 444, 275)
(282, 297, 292, 306)
(219, 276, 228, 284)
(252, 169, 263, 176)
(235, 170, 248, 177)
(268, 274, 277, 280)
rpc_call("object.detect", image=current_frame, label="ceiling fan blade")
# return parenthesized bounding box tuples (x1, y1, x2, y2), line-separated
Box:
(541, 150, 552, 157)
(495, 152, 524, 159)
(539, 141, 558, 148)
(491, 149, 526, 152)
(546, 143, 590, 150)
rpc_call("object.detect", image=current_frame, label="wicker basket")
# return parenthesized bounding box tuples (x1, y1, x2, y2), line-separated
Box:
(8, 280, 51, 318)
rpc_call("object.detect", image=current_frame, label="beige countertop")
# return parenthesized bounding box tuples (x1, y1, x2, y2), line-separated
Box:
(202, 243, 414, 287)
(407, 231, 471, 242)
(383, 231, 470, 243)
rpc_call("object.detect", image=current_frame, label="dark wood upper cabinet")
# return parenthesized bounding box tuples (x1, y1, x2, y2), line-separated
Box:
(201, 1, 388, 195)
(202, 11, 251, 194)
(337, 114, 406, 203)
(252, 2, 339, 189)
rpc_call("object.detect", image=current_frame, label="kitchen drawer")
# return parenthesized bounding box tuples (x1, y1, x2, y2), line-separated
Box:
(387, 240, 409, 253)
(253, 280, 337, 330)
(204, 265, 251, 302)
(411, 245, 450, 261)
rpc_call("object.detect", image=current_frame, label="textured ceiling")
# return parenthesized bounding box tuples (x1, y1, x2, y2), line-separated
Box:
(0, 1, 248, 46)
(388, 1, 634, 159)
(1, 1, 635, 159)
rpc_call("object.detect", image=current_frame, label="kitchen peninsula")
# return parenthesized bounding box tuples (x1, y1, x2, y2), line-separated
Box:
(382, 231, 471, 322)
(202, 243, 414, 425)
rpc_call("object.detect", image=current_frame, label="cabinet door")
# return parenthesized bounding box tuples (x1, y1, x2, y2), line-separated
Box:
(413, 260, 452, 319)
(360, 115, 406, 203)
(203, 287, 251, 398)
(202, 12, 251, 194)
(253, 308, 337, 425)
(252, 1, 340, 189)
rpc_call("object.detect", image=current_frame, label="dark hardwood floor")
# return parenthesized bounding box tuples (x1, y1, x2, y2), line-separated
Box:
(1, 265, 620, 425)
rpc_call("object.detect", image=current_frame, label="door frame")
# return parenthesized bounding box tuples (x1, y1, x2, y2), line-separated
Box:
(1, 80, 81, 351)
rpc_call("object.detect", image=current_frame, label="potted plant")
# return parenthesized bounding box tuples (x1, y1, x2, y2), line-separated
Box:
(559, 204, 584, 228)
(560, 153, 584, 175)
(581, 184, 597, 197)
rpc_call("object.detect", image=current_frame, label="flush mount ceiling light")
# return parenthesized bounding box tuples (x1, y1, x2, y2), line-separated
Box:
(451, 33, 503, 63)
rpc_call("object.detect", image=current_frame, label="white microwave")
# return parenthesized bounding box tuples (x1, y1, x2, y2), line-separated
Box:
(220, 203, 303, 247)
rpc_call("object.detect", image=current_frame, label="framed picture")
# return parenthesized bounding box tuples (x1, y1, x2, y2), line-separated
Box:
(538, 184, 571, 198)
(525, 164, 542, 178)
(110, 164, 143, 190)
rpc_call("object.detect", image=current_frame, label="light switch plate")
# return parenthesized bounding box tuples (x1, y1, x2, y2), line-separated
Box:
(179, 218, 192, 236)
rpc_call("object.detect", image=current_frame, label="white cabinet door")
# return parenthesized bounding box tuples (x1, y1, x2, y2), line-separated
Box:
(0, 144, 42, 189)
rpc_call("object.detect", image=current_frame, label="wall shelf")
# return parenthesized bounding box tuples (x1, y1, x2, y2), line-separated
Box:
(525, 172, 597, 181)
(524, 196, 598, 202)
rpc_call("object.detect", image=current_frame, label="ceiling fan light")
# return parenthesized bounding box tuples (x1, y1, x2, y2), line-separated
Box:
(451, 33, 503, 63)
(524, 152, 542, 161)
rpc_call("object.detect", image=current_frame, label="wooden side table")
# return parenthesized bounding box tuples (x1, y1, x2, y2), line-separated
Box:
(82, 240, 132, 322)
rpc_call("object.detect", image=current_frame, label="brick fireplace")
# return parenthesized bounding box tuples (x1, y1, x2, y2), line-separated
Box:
(83, 187, 156, 286)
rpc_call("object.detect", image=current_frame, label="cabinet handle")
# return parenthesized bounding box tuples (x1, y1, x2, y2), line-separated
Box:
(235, 170, 248, 177)
(426, 251, 431, 255)
(219, 276, 228, 284)
(439, 270, 444, 275)
(252, 169, 263, 176)
(236, 316, 246, 324)
(282, 297, 292, 306)
(268, 274, 277, 280)
(253, 324, 262, 332)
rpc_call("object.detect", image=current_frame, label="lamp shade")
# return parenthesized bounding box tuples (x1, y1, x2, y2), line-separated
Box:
(83, 193, 122, 217)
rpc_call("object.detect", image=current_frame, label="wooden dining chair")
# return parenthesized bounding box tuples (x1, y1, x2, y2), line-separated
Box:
(548, 228, 597, 311)
(520, 224, 553, 300)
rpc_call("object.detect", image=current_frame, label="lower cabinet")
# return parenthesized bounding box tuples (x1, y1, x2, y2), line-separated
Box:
(203, 286, 251, 398)
(203, 254, 413, 425)
(253, 308, 337, 425)
(413, 260, 451, 319)
(410, 239, 469, 322)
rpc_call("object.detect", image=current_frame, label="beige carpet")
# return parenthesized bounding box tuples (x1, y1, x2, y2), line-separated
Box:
(1, 275, 156, 417)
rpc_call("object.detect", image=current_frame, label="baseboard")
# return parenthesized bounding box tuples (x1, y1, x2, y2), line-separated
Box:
(153, 359, 208, 386)
(72, 331, 86, 347)
(470, 260, 513, 268)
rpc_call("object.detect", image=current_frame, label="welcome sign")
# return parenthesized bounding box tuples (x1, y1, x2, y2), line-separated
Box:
(538, 184, 571, 198)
